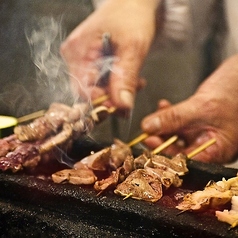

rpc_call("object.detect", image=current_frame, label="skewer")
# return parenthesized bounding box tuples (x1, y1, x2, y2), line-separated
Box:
(127, 133, 149, 147)
(92, 95, 110, 106)
(17, 110, 46, 123)
(187, 138, 216, 159)
(151, 135, 178, 155)
(16, 95, 110, 124)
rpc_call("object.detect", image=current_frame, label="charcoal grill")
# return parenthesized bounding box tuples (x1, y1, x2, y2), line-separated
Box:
(0, 138, 237, 238)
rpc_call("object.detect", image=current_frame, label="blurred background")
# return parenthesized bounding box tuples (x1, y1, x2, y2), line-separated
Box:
(0, 0, 226, 145)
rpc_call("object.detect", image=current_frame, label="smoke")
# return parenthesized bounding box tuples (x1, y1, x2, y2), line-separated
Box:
(25, 17, 74, 106)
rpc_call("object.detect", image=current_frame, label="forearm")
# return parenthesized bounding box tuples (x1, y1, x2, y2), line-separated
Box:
(196, 54, 238, 99)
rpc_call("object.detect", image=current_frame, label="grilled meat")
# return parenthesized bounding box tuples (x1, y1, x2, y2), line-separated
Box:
(109, 139, 132, 169)
(216, 196, 238, 229)
(75, 139, 132, 171)
(52, 166, 97, 185)
(0, 103, 112, 172)
(79, 148, 111, 171)
(0, 139, 40, 172)
(14, 102, 90, 142)
(149, 153, 188, 176)
(114, 169, 163, 202)
(94, 155, 134, 192)
(176, 175, 238, 212)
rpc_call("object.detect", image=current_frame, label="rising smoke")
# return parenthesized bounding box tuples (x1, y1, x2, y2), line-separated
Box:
(25, 17, 74, 107)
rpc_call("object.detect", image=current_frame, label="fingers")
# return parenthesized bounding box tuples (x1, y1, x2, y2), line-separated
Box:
(157, 99, 172, 110)
(141, 99, 198, 135)
(107, 45, 148, 110)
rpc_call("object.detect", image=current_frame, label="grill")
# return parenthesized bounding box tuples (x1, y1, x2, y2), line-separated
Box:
(0, 139, 237, 238)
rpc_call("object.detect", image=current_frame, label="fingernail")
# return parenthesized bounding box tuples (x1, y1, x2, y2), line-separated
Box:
(119, 90, 134, 108)
(143, 117, 161, 132)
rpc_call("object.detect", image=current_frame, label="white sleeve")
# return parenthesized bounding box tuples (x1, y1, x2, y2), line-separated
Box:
(160, 0, 192, 43)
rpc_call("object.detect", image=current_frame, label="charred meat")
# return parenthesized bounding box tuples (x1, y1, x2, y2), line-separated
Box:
(114, 169, 163, 202)
(14, 103, 90, 142)
(0, 103, 112, 172)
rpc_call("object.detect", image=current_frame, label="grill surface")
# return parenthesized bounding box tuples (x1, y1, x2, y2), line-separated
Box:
(0, 140, 238, 238)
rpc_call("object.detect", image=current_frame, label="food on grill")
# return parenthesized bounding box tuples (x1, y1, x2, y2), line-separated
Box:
(0, 134, 41, 172)
(94, 154, 134, 192)
(216, 196, 238, 229)
(14, 103, 90, 141)
(176, 175, 238, 212)
(114, 153, 188, 202)
(0, 103, 112, 172)
(51, 138, 188, 202)
(114, 169, 163, 202)
(52, 166, 97, 185)
(52, 139, 132, 186)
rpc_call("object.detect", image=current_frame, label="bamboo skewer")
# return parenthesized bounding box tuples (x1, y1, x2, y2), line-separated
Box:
(127, 133, 149, 147)
(92, 95, 110, 106)
(16, 95, 110, 124)
(151, 135, 178, 155)
(17, 110, 46, 123)
(187, 138, 216, 159)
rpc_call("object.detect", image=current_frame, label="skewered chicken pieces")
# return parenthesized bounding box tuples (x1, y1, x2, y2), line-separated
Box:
(176, 175, 238, 212)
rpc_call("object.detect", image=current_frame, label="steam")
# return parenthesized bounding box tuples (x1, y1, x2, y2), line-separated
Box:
(25, 17, 73, 106)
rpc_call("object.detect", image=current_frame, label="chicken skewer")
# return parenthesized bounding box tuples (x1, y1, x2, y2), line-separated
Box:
(0, 103, 116, 172)
(52, 135, 182, 197)
(17, 95, 110, 124)
(52, 134, 216, 203)
(114, 138, 216, 202)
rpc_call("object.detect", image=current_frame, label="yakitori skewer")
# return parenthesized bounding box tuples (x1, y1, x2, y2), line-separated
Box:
(17, 95, 110, 124)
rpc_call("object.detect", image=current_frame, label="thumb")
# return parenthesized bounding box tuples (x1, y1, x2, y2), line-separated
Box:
(141, 99, 198, 135)
(108, 44, 149, 109)
(108, 63, 139, 110)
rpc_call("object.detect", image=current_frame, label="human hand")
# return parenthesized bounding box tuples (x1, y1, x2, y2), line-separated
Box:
(141, 55, 238, 164)
(61, 0, 160, 113)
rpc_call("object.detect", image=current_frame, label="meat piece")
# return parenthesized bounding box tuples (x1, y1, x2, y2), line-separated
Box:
(114, 169, 163, 202)
(79, 148, 111, 171)
(78, 139, 132, 172)
(176, 177, 238, 212)
(0, 142, 40, 172)
(0, 135, 20, 157)
(134, 154, 148, 169)
(216, 196, 238, 229)
(109, 139, 132, 169)
(150, 153, 188, 176)
(14, 102, 90, 142)
(0, 125, 74, 173)
(52, 167, 97, 185)
(94, 168, 123, 192)
(94, 155, 135, 192)
(39, 123, 73, 154)
(145, 166, 183, 188)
